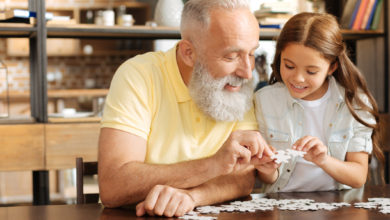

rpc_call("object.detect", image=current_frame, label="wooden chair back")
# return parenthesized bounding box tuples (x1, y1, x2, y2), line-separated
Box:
(380, 114, 390, 183)
(76, 157, 99, 204)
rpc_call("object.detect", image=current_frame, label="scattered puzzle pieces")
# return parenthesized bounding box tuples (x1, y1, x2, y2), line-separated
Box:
(354, 198, 390, 214)
(270, 149, 307, 164)
(179, 197, 390, 218)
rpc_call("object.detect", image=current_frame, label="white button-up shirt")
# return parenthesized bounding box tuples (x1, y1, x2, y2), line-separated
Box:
(254, 76, 374, 192)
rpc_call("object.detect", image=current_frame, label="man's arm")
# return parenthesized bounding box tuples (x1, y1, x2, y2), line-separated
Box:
(135, 167, 256, 217)
(98, 127, 270, 208)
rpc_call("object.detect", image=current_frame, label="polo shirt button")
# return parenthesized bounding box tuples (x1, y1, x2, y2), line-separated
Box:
(343, 135, 347, 139)
(329, 123, 333, 127)
(287, 169, 291, 172)
(196, 117, 200, 122)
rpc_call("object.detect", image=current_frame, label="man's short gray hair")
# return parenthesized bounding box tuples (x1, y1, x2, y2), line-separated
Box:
(180, 0, 250, 36)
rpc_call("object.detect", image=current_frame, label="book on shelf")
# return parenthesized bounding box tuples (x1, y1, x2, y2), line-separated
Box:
(254, 9, 292, 30)
(360, 0, 376, 30)
(340, 0, 360, 29)
(260, 24, 283, 29)
(0, 9, 53, 23)
(349, 0, 362, 29)
(352, 0, 369, 30)
(370, 0, 383, 30)
(365, 0, 379, 30)
(340, 0, 383, 30)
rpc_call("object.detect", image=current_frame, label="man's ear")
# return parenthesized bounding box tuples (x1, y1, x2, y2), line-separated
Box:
(178, 40, 196, 67)
(328, 62, 338, 75)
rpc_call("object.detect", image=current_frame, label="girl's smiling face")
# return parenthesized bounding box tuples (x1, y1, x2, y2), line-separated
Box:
(280, 43, 337, 100)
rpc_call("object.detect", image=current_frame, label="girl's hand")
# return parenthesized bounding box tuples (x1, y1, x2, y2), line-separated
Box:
(292, 136, 328, 166)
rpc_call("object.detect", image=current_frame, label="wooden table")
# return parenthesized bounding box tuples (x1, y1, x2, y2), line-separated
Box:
(1, 185, 390, 220)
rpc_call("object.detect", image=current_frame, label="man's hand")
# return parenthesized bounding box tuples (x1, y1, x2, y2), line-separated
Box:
(251, 145, 279, 184)
(136, 185, 195, 217)
(212, 130, 273, 175)
(251, 145, 279, 175)
(293, 136, 328, 166)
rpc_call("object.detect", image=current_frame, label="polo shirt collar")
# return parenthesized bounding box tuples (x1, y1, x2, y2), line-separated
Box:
(166, 44, 192, 103)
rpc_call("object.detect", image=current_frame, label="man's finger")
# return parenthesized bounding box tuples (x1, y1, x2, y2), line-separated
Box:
(262, 145, 274, 157)
(136, 201, 146, 216)
(143, 186, 162, 216)
(154, 188, 174, 216)
(164, 196, 181, 217)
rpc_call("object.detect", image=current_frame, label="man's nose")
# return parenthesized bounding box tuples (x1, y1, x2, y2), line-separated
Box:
(236, 55, 253, 79)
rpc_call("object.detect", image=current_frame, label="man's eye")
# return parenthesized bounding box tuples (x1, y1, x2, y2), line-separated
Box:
(224, 56, 237, 61)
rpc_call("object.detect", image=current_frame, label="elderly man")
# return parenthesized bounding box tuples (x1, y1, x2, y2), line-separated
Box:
(98, 0, 271, 217)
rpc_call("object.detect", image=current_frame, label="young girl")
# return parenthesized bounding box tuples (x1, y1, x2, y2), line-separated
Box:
(253, 12, 383, 192)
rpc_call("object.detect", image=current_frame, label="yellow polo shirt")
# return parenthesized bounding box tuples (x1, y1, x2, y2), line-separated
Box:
(101, 46, 258, 164)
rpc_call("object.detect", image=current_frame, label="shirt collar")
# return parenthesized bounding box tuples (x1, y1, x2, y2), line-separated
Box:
(166, 44, 192, 103)
(327, 75, 344, 106)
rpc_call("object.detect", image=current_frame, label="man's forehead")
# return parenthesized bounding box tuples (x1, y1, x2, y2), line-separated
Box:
(223, 43, 260, 53)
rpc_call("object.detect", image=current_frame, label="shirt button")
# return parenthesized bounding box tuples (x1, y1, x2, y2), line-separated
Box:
(287, 169, 291, 172)
(278, 187, 280, 190)
(270, 134, 273, 138)
(329, 123, 333, 127)
(343, 135, 347, 139)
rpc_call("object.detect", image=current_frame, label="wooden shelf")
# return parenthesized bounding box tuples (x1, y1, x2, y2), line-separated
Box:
(48, 116, 101, 123)
(0, 23, 35, 37)
(260, 28, 385, 40)
(45, 24, 386, 40)
(47, 24, 181, 39)
(341, 29, 385, 40)
(0, 116, 35, 124)
(46, 1, 148, 10)
(0, 22, 383, 40)
(0, 89, 108, 100)
(47, 89, 108, 98)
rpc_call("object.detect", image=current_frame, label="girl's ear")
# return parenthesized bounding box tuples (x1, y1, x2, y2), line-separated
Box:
(178, 40, 196, 67)
(328, 62, 338, 75)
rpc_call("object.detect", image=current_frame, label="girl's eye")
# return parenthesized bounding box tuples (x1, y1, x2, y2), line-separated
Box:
(285, 64, 294, 69)
(307, 70, 318, 75)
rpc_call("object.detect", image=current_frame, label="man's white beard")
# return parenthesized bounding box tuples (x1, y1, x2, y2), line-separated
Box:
(188, 61, 254, 122)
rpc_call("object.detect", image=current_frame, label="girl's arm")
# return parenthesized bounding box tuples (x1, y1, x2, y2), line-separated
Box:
(319, 152, 368, 188)
(251, 145, 280, 184)
(256, 167, 279, 184)
(294, 136, 369, 188)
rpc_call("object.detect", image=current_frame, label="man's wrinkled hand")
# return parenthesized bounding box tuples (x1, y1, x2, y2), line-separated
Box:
(213, 130, 273, 175)
(136, 185, 195, 217)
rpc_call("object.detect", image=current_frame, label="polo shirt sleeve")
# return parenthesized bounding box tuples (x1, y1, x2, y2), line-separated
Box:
(233, 104, 258, 131)
(101, 59, 153, 140)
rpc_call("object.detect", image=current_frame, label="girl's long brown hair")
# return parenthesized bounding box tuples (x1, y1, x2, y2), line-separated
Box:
(269, 12, 384, 168)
